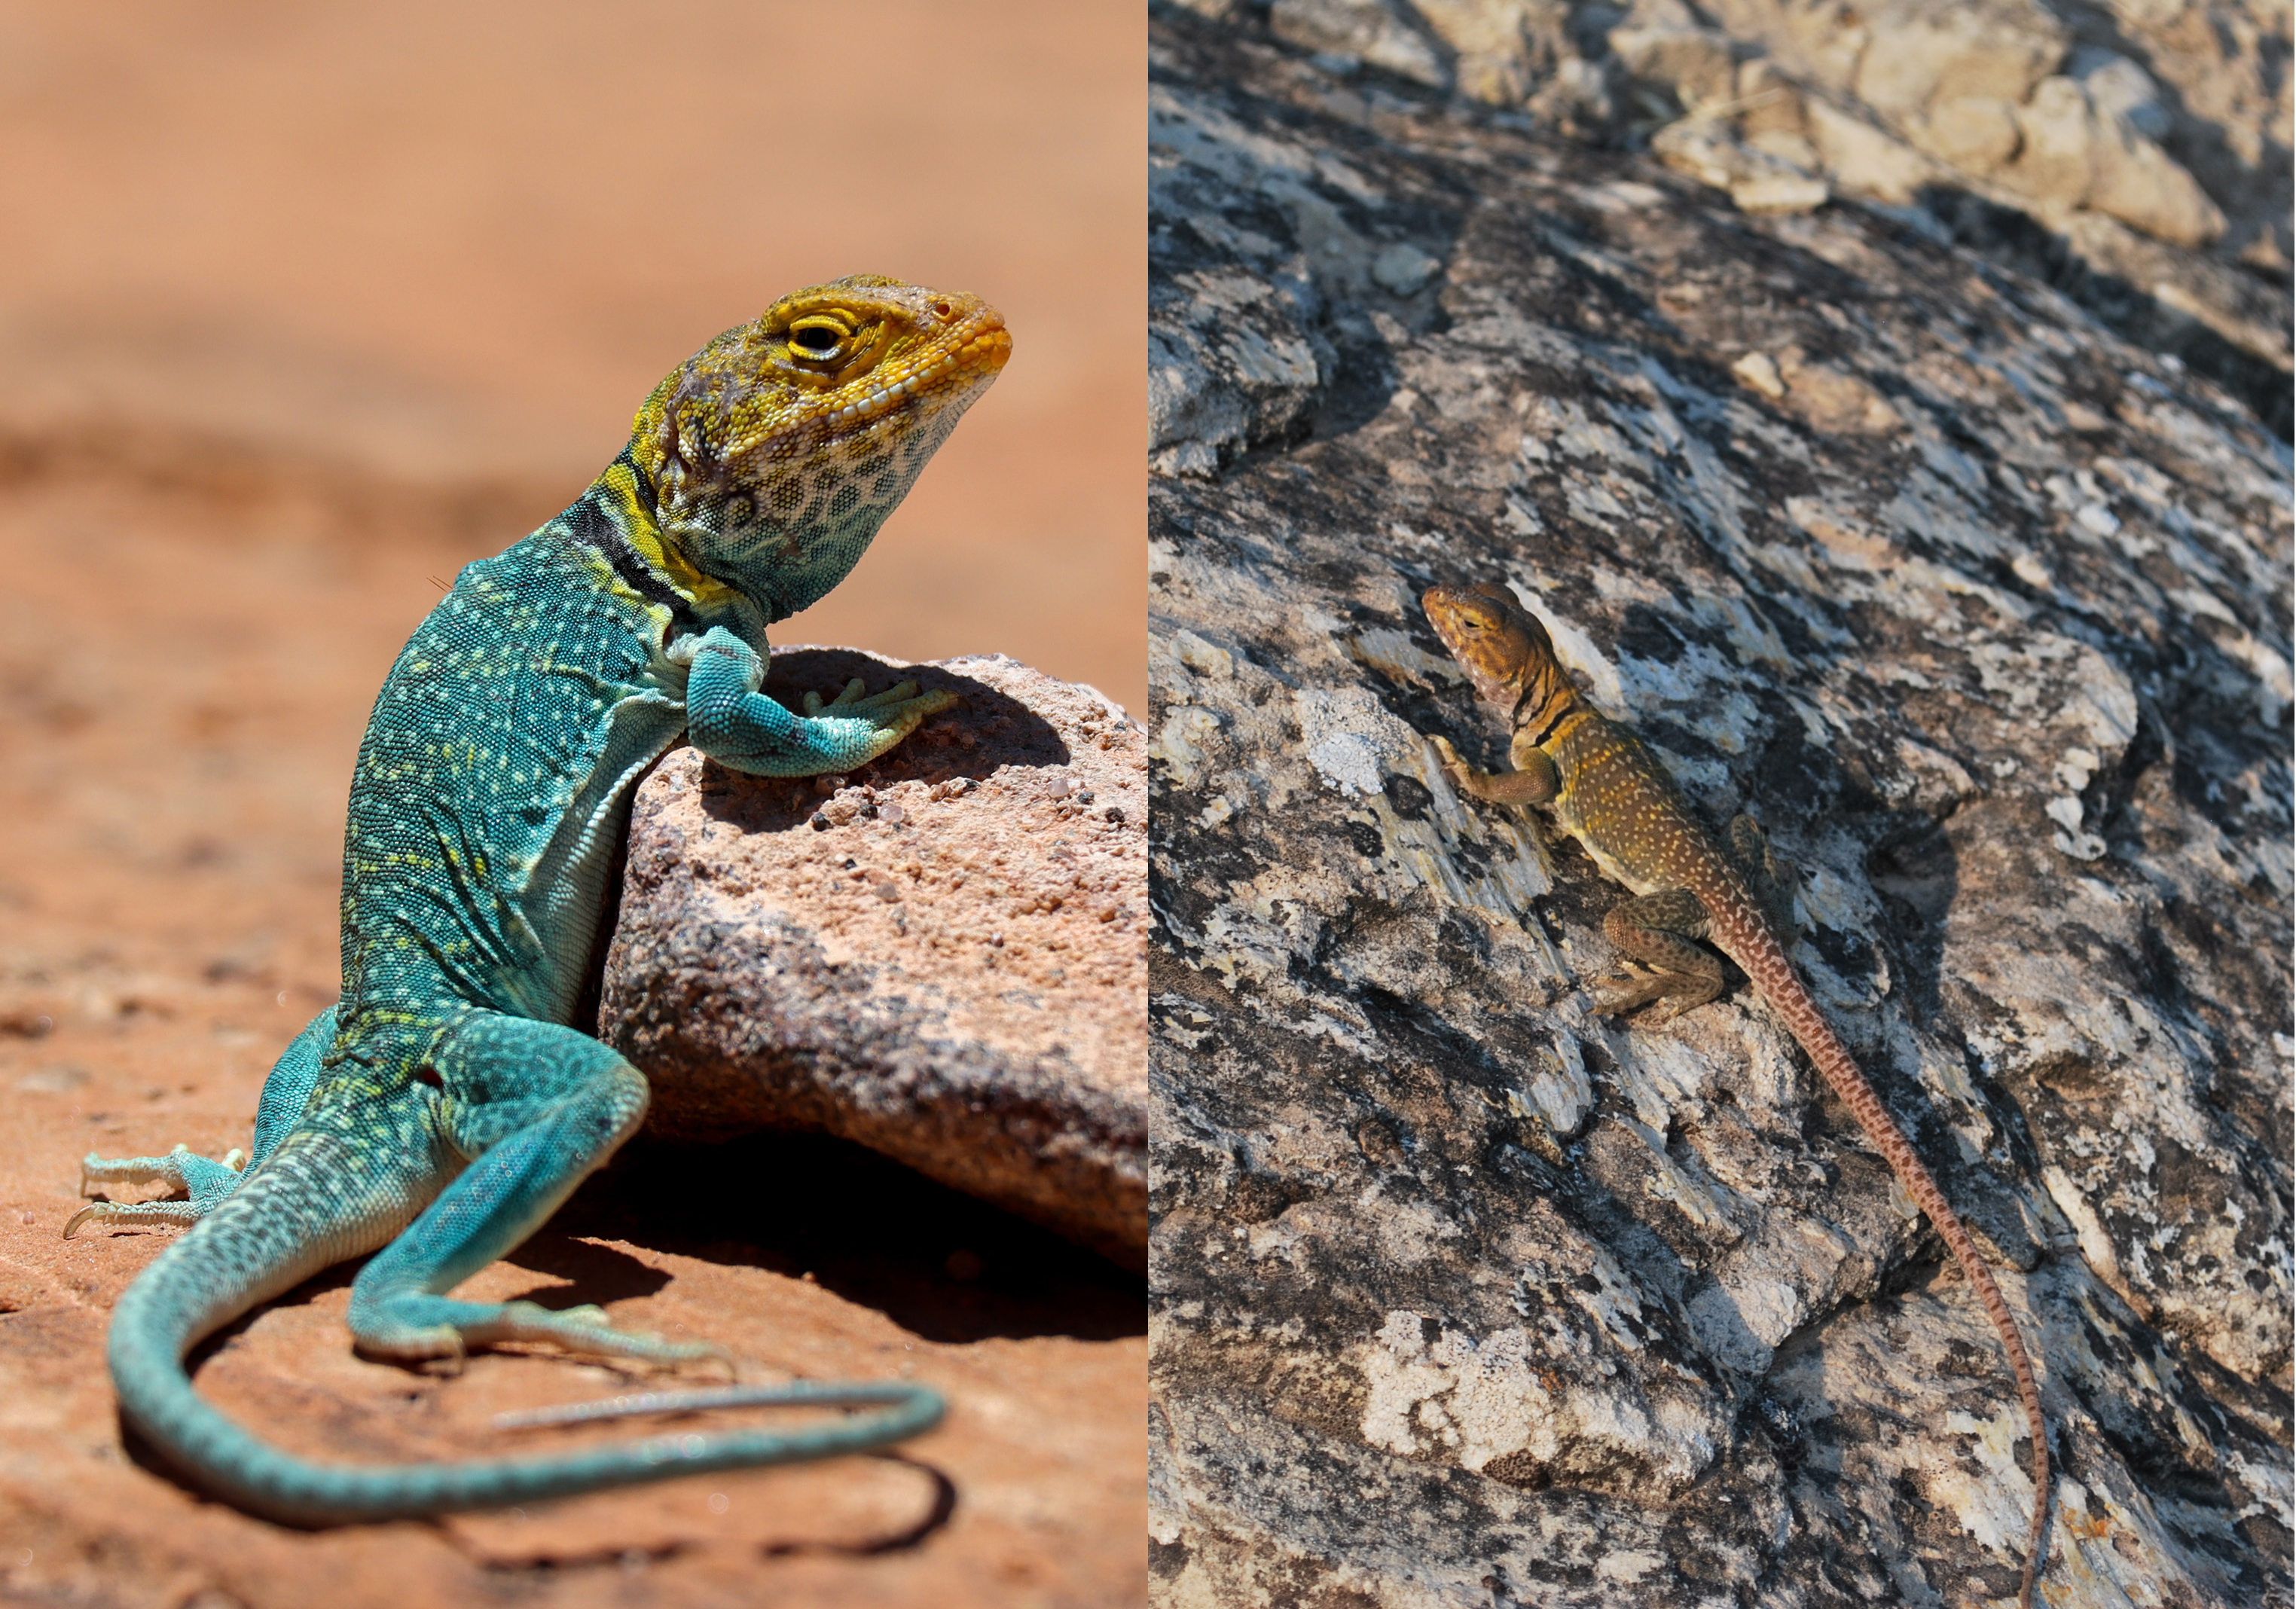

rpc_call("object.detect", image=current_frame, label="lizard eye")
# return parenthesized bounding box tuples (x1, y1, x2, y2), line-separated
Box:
(786, 319, 847, 362)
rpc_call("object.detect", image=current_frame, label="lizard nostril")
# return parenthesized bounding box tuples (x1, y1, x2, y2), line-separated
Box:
(933, 301, 953, 319)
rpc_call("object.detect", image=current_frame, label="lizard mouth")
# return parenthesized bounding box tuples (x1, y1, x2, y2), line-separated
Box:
(817, 307, 1009, 433)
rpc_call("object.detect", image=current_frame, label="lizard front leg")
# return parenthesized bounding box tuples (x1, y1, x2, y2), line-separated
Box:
(1427, 733, 1559, 805)
(682, 627, 956, 777)
(1593, 889, 1725, 1022)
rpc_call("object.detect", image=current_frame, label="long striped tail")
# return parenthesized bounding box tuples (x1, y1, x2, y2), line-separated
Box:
(1719, 914, 2050, 1609)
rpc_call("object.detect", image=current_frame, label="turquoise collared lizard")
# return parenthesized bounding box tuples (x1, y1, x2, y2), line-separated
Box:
(64, 274, 1007, 1525)
(1419, 582, 2050, 1609)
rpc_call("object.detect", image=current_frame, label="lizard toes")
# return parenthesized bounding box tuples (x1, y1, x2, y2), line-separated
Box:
(62, 1199, 203, 1239)
(893, 687, 960, 721)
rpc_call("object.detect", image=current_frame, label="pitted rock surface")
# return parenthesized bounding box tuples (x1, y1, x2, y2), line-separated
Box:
(1150, 15, 2290, 1608)
(601, 649, 1148, 1269)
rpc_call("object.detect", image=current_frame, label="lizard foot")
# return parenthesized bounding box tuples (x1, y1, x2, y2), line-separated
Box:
(1590, 972, 1719, 1022)
(801, 678, 963, 746)
(801, 676, 954, 719)
(66, 1143, 249, 1237)
(353, 1296, 730, 1373)
(793, 679, 961, 768)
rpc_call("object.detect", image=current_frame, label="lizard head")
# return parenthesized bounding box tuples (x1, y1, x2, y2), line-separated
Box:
(630, 275, 1009, 621)
(1422, 582, 1571, 722)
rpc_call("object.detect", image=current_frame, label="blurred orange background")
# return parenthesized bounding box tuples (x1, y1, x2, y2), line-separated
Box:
(0, 0, 1144, 710)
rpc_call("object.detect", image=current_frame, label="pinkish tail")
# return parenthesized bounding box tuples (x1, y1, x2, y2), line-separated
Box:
(1708, 893, 2049, 1607)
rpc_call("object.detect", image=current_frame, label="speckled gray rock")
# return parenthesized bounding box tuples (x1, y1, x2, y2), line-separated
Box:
(1150, 15, 2290, 1607)
(600, 648, 1148, 1269)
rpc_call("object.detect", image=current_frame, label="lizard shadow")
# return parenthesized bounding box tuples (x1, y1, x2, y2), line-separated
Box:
(553, 1131, 1146, 1347)
(750, 647, 1071, 798)
(496, 1232, 673, 1308)
(142, 1142, 1098, 1535)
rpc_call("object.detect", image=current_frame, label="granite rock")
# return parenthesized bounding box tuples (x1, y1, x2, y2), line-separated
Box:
(1150, 14, 2291, 1606)
(1167, 0, 2291, 437)
(600, 648, 1150, 1269)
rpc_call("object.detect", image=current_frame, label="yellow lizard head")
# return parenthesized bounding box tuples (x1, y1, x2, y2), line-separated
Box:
(629, 275, 1009, 621)
(1422, 582, 1572, 722)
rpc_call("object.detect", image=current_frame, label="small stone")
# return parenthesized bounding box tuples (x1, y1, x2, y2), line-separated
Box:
(1730, 173, 1827, 215)
(1370, 242, 1441, 295)
(1732, 352, 1787, 399)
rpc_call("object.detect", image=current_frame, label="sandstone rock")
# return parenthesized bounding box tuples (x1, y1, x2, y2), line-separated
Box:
(1609, 17, 1739, 113)
(2079, 87, 2230, 248)
(1150, 13, 2291, 1605)
(1800, 93, 1941, 204)
(600, 649, 1148, 1269)
(2072, 47, 2172, 141)
(1727, 169, 1830, 215)
(1849, 0, 2068, 123)
(2061, 0, 2291, 271)
(1995, 73, 2228, 247)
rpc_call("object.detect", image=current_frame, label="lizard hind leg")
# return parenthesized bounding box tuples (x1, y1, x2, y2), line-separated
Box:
(1726, 814, 1799, 939)
(1593, 890, 1725, 1024)
(344, 1015, 719, 1373)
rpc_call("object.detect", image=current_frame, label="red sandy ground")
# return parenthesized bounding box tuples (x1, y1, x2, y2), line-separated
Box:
(0, 4, 1144, 1605)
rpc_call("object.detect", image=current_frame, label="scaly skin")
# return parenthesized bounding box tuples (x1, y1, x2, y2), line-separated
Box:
(64, 275, 1008, 1525)
(1421, 582, 2050, 1609)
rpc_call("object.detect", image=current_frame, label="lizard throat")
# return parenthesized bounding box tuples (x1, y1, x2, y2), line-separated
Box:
(1511, 667, 1578, 749)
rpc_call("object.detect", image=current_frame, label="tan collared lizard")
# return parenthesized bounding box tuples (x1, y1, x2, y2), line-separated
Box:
(63, 274, 1007, 1524)
(1419, 581, 2050, 1609)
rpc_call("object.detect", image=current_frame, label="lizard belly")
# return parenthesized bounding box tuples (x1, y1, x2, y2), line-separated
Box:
(512, 692, 686, 1021)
